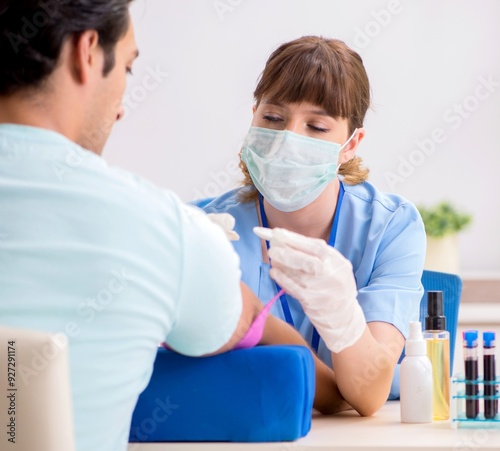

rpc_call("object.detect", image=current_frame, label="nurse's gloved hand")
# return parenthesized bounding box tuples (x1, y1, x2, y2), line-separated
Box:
(207, 213, 240, 241)
(267, 228, 366, 354)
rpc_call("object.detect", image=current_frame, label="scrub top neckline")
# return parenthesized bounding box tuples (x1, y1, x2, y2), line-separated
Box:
(257, 182, 345, 352)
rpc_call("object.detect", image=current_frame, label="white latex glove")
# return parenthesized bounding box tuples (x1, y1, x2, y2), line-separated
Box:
(207, 213, 240, 241)
(255, 227, 366, 353)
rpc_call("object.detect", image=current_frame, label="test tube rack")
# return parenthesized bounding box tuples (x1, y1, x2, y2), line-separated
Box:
(451, 375, 500, 428)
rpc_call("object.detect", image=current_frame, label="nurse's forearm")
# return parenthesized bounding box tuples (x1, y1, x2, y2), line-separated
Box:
(331, 322, 404, 417)
(260, 313, 351, 415)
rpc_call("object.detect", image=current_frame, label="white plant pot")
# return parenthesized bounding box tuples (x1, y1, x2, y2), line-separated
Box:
(424, 234, 460, 274)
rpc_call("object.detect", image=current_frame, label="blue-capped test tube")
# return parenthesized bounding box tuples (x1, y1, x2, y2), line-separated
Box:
(463, 330, 479, 419)
(483, 331, 498, 419)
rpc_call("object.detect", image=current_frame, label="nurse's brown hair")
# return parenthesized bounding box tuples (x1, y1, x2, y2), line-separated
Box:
(239, 36, 370, 201)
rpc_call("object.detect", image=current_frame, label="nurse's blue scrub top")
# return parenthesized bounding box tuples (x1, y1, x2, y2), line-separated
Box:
(195, 182, 426, 398)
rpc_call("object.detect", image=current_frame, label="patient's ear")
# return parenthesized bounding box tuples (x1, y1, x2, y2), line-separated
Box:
(72, 30, 101, 85)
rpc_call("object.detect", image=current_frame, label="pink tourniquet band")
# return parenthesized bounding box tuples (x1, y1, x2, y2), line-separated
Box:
(234, 289, 285, 349)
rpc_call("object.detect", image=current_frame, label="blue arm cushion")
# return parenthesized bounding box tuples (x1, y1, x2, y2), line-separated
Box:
(129, 345, 315, 442)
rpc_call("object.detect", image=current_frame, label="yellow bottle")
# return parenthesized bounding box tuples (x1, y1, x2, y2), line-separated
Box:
(423, 291, 450, 420)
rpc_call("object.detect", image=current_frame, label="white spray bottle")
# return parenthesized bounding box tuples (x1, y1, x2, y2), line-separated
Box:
(400, 321, 433, 423)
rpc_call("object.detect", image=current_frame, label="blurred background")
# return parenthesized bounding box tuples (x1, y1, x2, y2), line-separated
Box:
(105, 0, 500, 279)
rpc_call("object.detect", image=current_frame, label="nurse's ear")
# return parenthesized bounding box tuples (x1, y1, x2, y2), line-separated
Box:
(252, 104, 257, 114)
(338, 128, 365, 164)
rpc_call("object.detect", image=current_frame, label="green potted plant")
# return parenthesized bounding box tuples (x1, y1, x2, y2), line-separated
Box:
(417, 202, 472, 274)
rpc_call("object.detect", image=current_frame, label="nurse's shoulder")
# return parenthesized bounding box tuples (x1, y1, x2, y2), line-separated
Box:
(343, 180, 422, 224)
(192, 187, 261, 253)
(192, 187, 255, 215)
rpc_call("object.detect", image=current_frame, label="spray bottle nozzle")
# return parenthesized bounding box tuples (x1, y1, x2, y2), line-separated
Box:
(425, 291, 446, 331)
(406, 321, 426, 356)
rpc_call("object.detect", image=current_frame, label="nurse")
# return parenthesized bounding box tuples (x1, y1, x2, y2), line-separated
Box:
(196, 36, 426, 416)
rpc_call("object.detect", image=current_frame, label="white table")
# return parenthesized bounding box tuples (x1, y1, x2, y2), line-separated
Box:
(128, 401, 500, 451)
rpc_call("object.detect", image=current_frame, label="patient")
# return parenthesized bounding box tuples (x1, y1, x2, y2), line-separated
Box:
(0, 3, 343, 451)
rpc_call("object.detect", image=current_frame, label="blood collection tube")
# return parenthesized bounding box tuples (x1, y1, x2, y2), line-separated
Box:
(463, 330, 479, 419)
(483, 331, 498, 419)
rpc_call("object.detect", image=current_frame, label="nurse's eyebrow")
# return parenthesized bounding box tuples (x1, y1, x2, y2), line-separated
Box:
(305, 109, 331, 117)
(262, 101, 333, 118)
(262, 100, 284, 107)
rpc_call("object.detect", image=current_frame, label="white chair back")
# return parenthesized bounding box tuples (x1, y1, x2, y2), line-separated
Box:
(0, 326, 76, 451)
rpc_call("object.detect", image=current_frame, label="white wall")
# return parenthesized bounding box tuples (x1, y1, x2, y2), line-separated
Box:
(105, 0, 500, 276)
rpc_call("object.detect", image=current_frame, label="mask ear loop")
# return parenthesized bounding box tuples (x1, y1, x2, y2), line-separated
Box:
(339, 128, 358, 152)
(337, 128, 358, 172)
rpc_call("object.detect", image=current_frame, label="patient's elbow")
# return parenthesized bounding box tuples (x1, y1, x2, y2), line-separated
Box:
(354, 398, 385, 417)
(356, 405, 378, 417)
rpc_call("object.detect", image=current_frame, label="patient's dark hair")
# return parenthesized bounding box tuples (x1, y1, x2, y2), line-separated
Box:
(0, 0, 133, 96)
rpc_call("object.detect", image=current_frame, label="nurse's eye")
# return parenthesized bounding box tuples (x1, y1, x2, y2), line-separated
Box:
(262, 115, 283, 123)
(308, 124, 329, 133)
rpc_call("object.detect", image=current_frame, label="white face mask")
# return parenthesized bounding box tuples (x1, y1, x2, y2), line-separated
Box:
(241, 126, 357, 212)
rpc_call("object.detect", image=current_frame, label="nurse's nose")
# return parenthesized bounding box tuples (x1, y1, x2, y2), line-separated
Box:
(284, 119, 303, 135)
